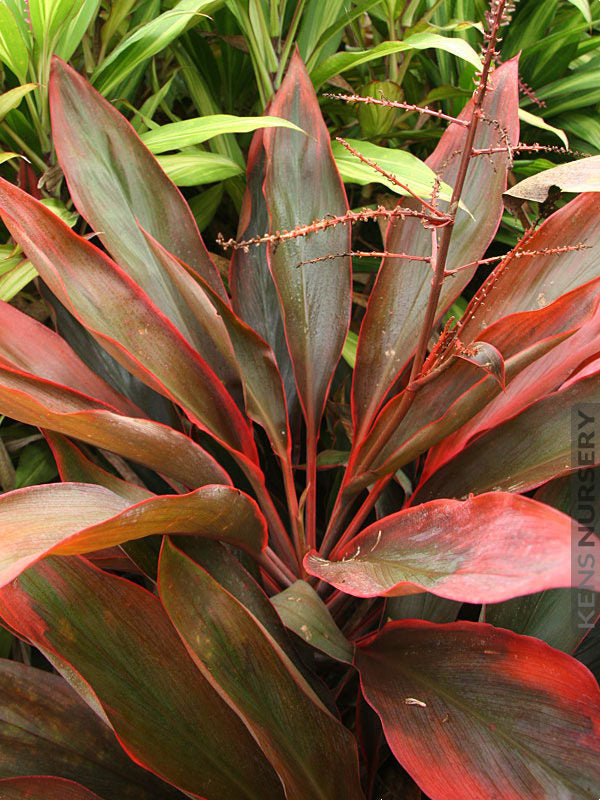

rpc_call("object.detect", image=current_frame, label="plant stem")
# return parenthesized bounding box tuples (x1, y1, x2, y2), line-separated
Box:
(282, 458, 306, 571)
(243, 462, 299, 571)
(259, 547, 295, 587)
(305, 430, 318, 550)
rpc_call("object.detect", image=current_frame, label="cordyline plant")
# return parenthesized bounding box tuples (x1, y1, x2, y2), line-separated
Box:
(0, 3, 600, 799)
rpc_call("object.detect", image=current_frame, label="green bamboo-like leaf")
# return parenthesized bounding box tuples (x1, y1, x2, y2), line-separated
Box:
(158, 539, 364, 800)
(311, 33, 481, 88)
(92, 0, 213, 96)
(0, 659, 181, 799)
(518, 107, 568, 148)
(0, 481, 265, 587)
(0, 3, 29, 78)
(271, 580, 354, 663)
(141, 114, 304, 153)
(332, 139, 454, 201)
(566, 0, 592, 22)
(0, 84, 36, 122)
(356, 621, 600, 800)
(157, 150, 244, 185)
(0, 557, 285, 800)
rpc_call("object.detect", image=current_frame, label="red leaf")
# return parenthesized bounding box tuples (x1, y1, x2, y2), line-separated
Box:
(0, 558, 285, 800)
(49, 58, 227, 336)
(0, 660, 179, 799)
(0, 300, 141, 417)
(415, 370, 600, 500)
(351, 58, 519, 439)
(159, 539, 364, 800)
(0, 177, 257, 461)
(263, 50, 351, 437)
(0, 777, 102, 799)
(0, 363, 230, 488)
(305, 493, 579, 603)
(355, 620, 600, 800)
(230, 129, 299, 420)
(0, 481, 266, 587)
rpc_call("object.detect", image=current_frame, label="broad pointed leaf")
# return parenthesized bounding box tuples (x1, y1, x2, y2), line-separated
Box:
(351, 275, 600, 483)
(271, 580, 354, 663)
(505, 156, 600, 202)
(0, 363, 230, 488)
(351, 58, 519, 438)
(263, 51, 351, 436)
(305, 493, 578, 603)
(158, 539, 364, 800)
(416, 371, 600, 500)
(0, 300, 140, 417)
(458, 193, 600, 345)
(0, 558, 285, 800)
(356, 620, 600, 800)
(141, 228, 291, 462)
(0, 481, 266, 586)
(0, 178, 256, 459)
(0, 659, 181, 799)
(424, 281, 600, 481)
(0, 778, 103, 800)
(229, 130, 299, 419)
(45, 432, 153, 503)
(50, 58, 227, 334)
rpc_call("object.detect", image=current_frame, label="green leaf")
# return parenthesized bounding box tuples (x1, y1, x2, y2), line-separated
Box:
(518, 107, 568, 148)
(342, 329, 358, 369)
(158, 538, 363, 800)
(271, 579, 354, 663)
(92, 0, 213, 96)
(0, 261, 36, 301)
(156, 150, 243, 185)
(0, 3, 29, 78)
(0, 152, 24, 166)
(141, 114, 304, 154)
(332, 139, 454, 202)
(311, 33, 482, 89)
(0, 557, 285, 800)
(0, 84, 37, 123)
(0, 659, 181, 799)
(55, 0, 102, 61)
(566, 0, 592, 22)
(14, 441, 58, 488)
